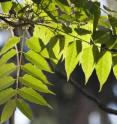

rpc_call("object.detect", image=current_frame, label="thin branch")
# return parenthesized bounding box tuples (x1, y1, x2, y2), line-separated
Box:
(10, 29, 20, 93)
(15, 45, 20, 92)
(55, 69, 117, 115)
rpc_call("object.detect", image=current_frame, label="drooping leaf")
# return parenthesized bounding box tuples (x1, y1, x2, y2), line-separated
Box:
(0, 88, 16, 105)
(20, 74, 54, 94)
(0, 76, 15, 91)
(113, 55, 117, 79)
(26, 37, 41, 53)
(18, 87, 52, 108)
(17, 99, 33, 120)
(65, 41, 82, 80)
(1, 1, 12, 13)
(25, 50, 52, 72)
(0, 49, 16, 65)
(0, 63, 16, 77)
(1, 100, 16, 123)
(96, 51, 112, 91)
(0, 37, 20, 55)
(22, 63, 52, 85)
(81, 46, 94, 83)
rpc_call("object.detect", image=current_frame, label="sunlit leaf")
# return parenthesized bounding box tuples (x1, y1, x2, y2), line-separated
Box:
(0, 63, 16, 77)
(0, 37, 20, 55)
(1, 1, 12, 13)
(113, 55, 117, 79)
(1, 100, 16, 123)
(96, 51, 112, 91)
(33, 25, 54, 45)
(0, 88, 16, 105)
(18, 87, 52, 108)
(0, 49, 16, 65)
(25, 50, 52, 72)
(20, 74, 54, 94)
(81, 46, 94, 83)
(65, 41, 82, 80)
(26, 37, 41, 53)
(22, 63, 52, 85)
(0, 76, 15, 91)
(17, 99, 33, 120)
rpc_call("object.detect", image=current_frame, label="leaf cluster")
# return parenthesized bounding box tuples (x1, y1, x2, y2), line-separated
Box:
(0, 0, 117, 122)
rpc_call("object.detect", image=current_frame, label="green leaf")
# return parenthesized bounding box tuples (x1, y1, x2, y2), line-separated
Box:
(33, 25, 54, 45)
(22, 63, 52, 85)
(81, 46, 94, 83)
(17, 99, 33, 120)
(1, 100, 16, 123)
(96, 51, 112, 91)
(92, 2, 101, 32)
(47, 35, 65, 60)
(65, 41, 82, 80)
(0, 63, 16, 77)
(25, 50, 52, 72)
(93, 31, 111, 44)
(0, 88, 16, 105)
(1, 37, 20, 55)
(18, 87, 52, 108)
(0, 49, 16, 65)
(1, 1, 12, 13)
(75, 22, 93, 48)
(113, 55, 117, 79)
(108, 15, 117, 27)
(0, 76, 15, 91)
(26, 37, 41, 53)
(20, 74, 54, 94)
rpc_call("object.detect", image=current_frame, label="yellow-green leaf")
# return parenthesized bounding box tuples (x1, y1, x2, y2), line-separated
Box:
(18, 87, 52, 108)
(17, 99, 33, 120)
(1, 1, 12, 13)
(1, 37, 20, 55)
(0, 63, 16, 77)
(81, 46, 94, 83)
(22, 63, 52, 85)
(33, 25, 54, 45)
(1, 100, 16, 123)
(0, 76, 15, 91)
(96, 51, 112, 91)
(65, 41, 82, 80)
(20, 74, 54, 94)
(26, 37, 41, 53)
(0, 49, 16, 65)
(0, 88, 16, 105)
(113, 55, 117, 79)
(25, 50, 52, 72)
